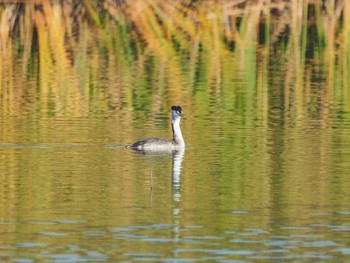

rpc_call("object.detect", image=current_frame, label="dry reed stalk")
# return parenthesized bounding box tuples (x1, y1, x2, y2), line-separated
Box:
(0, 4, 17, 113)
(0, 0, 348, 119)
(34, 9, 51, 111)
(20, 4, 34, 74)
(343, 0, 350, 102)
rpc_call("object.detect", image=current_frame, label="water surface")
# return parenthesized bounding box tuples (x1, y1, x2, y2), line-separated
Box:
(1, 1, 350, 262)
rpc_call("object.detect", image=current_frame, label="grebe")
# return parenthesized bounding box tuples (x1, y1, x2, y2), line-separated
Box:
(127, 106, 185, 151)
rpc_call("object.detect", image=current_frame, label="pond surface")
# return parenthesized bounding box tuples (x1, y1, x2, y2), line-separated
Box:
(2, 92, 350, 262)
(2, 1, 350, 262)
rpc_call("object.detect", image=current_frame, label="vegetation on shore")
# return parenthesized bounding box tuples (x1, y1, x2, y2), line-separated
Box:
(0, 0, 349, 122)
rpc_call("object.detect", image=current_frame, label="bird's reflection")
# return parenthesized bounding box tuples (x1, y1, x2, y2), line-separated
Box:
(130, 147, 185, 241)
(171, 148, 185, 203)
(130, 148, 185, 203)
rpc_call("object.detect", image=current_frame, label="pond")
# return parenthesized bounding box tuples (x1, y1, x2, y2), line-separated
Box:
(1, 1, 350, 262)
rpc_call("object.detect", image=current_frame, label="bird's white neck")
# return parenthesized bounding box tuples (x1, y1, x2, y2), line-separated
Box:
(172, 117, 185, 146)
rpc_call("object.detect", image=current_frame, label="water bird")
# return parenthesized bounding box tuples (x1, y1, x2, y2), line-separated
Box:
(127, 106, 185, 151)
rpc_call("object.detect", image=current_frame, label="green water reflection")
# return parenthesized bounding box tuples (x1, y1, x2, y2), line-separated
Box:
(1, 1, 350, 262)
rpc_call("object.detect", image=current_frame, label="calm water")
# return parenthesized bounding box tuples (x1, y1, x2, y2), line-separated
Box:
(2, 1, 350, 262)
(2, 95, 350, 262)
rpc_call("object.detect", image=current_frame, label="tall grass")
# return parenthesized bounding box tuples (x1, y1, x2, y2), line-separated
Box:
(0, 0, 348, 120)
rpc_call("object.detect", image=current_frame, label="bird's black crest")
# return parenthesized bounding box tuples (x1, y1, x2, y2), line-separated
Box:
(171, 105, 182, 112)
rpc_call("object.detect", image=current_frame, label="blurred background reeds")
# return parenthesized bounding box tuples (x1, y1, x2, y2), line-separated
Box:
(0, 0, 349, 122)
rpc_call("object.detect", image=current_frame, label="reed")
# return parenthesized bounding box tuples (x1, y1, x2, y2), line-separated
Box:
(0, 0, 348, 120)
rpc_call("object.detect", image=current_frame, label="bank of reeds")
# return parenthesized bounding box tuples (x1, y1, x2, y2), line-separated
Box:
(0, 0, 349, 122)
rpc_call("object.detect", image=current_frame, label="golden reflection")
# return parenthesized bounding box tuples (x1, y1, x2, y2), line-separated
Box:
(0, 0, 350, 243)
